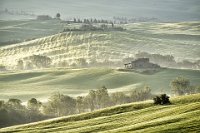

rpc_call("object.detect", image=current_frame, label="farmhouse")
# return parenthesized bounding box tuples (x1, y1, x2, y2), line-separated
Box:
(124, 58, 160, 69)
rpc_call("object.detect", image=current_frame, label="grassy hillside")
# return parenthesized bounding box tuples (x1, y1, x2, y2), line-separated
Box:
(0, 68, 199, 101)
(0, 21, 200, 69)
(0, 19, 63, 46)
(0, 93, 200, 132)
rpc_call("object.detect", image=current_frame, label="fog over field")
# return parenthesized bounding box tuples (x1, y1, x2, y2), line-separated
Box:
(0, 0, 199, 99)
(0, 0, 200, 130)
(0, 0, 200, 21)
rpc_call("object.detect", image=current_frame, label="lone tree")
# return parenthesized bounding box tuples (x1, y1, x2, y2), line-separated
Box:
(153, 94, 171, 105)
(170, 76, 190, 95)
(56, 13, 61, 19)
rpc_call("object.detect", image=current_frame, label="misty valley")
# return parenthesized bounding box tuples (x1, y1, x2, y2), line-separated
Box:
(0, 0, 200, 132)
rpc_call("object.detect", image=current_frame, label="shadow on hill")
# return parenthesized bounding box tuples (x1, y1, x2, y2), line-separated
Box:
(118, 68, 165, 75)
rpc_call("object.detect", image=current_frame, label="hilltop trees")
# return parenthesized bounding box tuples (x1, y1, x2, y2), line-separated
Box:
(62, 18, 124, 32)
(56, 13, 61, 19)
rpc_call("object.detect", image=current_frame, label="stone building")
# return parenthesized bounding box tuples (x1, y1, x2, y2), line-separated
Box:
(124, 58, 160, 69)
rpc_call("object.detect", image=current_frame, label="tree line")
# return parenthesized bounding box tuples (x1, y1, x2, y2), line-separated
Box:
(62, 23, 124, 32)
(0, 86, 151, 128)
(64, 18, 113, 24)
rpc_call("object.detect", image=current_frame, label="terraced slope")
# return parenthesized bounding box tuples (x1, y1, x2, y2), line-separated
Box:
(0, 21, 200, 69)
(0, 68, 199, 101)
(0, 93, 199, 133)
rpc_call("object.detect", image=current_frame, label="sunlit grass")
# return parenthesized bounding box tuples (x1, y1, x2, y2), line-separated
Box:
(0, 93, 199, 133)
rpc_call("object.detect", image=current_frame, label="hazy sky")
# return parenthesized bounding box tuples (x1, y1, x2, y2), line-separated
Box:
(0, 0, 200, 21)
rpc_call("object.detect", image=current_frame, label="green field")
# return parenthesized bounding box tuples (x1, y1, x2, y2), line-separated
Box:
(0, 68, 199, 102)
(0, 93, 199, 132)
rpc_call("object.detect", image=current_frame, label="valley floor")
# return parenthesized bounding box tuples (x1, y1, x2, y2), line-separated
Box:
(0, 68, 200, 102)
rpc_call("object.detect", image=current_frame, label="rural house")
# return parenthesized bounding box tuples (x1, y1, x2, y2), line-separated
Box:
(124, 58, 160, 69)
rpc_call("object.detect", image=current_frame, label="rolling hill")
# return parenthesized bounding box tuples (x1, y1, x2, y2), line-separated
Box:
(0, 93, 199, 133)
(0, 21, 200, 70)
(0, 68, 199, 102)
(0, 19, 63, 46)
(0, 20, 200, 103)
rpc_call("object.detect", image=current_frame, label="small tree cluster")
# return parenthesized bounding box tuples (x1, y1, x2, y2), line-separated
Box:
(16, 55, 52, 70)
(0, 98, 46, 128)
(130, 86, 152, 102)
(84, 86, 110, 111)
(170, 76, 199, 95)
(153, 94, 171, 105)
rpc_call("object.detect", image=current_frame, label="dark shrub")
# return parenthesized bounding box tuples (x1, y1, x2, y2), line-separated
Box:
(153, 94, 171, 105)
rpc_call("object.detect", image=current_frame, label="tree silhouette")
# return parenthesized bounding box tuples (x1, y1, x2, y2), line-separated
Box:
(153, 94, 171, 105)
(56, 13, 61, 19)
